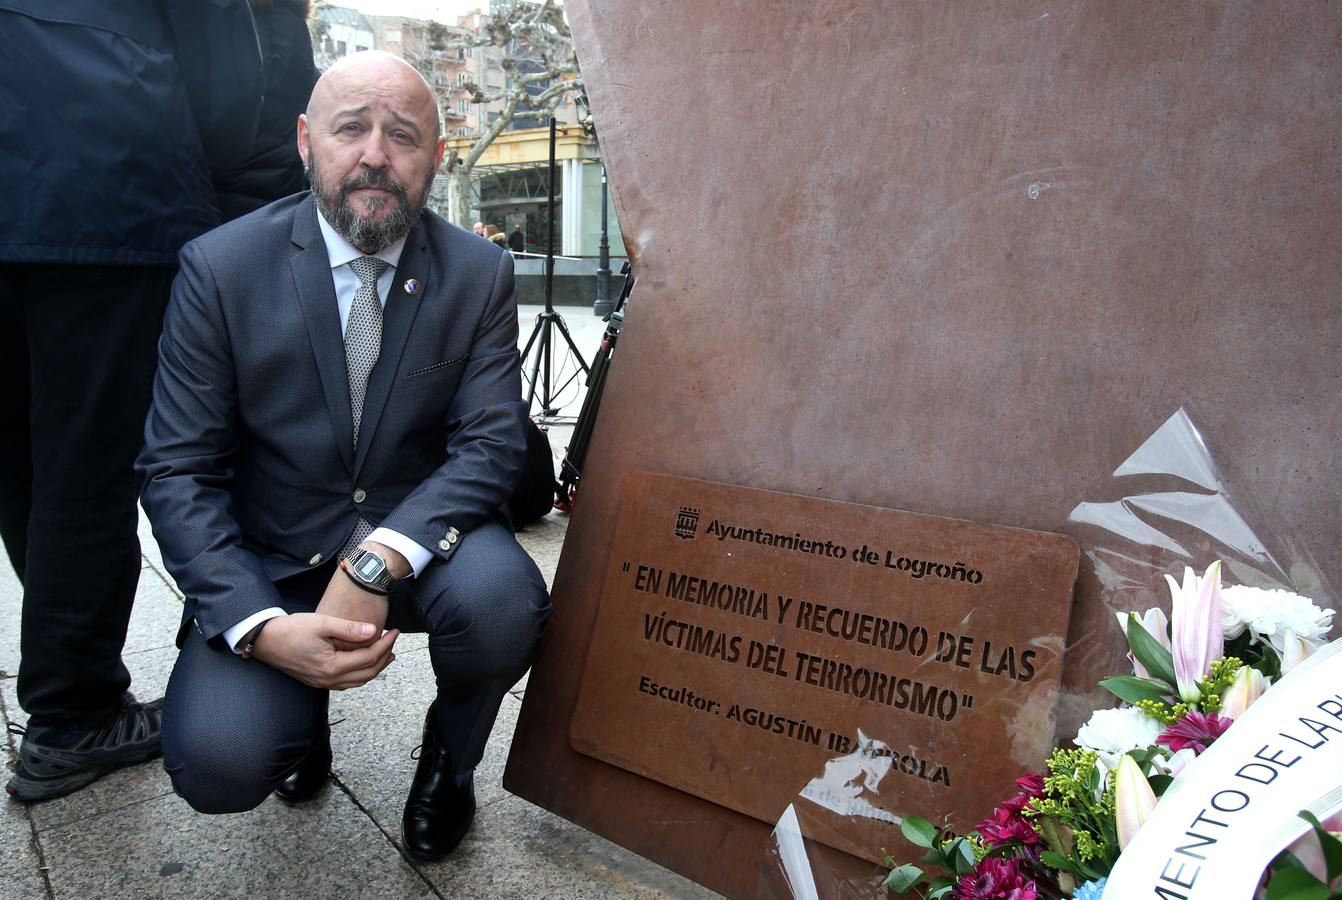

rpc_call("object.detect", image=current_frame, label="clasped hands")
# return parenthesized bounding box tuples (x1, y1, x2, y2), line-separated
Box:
(250, 541, 411, 690)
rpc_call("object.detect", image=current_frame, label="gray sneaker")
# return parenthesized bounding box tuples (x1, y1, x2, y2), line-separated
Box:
(6, 694, 163, 802)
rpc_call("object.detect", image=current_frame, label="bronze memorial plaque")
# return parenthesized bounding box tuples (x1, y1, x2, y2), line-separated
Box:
(569, 472, 1079, 864)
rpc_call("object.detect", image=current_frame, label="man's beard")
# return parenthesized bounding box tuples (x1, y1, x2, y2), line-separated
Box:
(310, 157, 432, 253)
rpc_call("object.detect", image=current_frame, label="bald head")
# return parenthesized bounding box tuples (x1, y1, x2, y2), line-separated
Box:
(297, 50, 448, 253)
(307, 51, 441, 142)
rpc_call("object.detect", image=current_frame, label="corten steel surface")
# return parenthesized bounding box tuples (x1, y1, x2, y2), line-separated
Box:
(506, 3, 1342, 896)
(569, 473, 1078, 866)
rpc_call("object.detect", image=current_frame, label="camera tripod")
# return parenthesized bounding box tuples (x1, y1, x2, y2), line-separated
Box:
(521, 116, 589, 420)
(520, 290, 589, 420)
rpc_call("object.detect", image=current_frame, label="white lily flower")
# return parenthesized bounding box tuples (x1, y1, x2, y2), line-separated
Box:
(1218, 666, 1268, 719)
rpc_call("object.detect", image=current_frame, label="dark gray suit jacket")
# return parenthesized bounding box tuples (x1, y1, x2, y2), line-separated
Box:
(138, 194, 526, 647)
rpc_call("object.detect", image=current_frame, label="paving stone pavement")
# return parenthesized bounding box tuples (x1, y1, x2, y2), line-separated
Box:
(0, 305, 720, 898)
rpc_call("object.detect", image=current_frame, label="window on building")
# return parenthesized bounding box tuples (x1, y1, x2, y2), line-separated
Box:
(337, 40, 347, 56)
(458, 127, 468, 137)
(458, 72, 469, 86)
(458, 99, 469, 114)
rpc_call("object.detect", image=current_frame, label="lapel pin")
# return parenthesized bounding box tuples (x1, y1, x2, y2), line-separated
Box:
(403, 278, 422, 296)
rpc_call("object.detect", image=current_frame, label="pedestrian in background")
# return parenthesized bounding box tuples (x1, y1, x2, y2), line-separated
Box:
(508, 224, 525, 253)
(213, 0, 320, 221)
(0, 0, 263, 802)
(486, 224, 509, 250)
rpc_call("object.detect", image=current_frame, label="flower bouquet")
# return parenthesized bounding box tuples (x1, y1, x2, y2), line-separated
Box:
(881, 561, 1339, 900)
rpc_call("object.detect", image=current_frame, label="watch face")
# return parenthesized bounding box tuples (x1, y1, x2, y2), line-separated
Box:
(356, 554, 386, 581)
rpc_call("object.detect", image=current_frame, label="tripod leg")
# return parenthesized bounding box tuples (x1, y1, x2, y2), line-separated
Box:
(551, 315, 591, 376)
(525, 318, 545, 410)
(540, 312, 556, 415)
(520, 311, 543, 361)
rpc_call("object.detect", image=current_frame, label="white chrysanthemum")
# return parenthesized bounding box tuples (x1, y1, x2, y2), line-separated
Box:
(1075, 707, 1162, 773)
(1220, 584, 1334, 654)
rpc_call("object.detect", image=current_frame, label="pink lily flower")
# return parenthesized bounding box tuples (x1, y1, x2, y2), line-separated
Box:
(1165, 561, 1223, 702)
(1115, 754, 1158, 850)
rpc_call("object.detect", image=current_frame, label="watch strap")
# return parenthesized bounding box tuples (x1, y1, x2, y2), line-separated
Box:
(340, 557, 390, 596)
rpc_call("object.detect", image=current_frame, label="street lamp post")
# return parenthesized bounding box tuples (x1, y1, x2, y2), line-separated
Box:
(593, 164, 613, 317)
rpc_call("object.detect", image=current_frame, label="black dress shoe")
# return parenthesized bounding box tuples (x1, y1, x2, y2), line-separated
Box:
(402, 707, 475, 861)
(274, 706, 331, 803)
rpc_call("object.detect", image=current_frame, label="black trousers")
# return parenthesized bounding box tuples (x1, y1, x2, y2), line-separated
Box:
(161, 518, 551, 815)
(0, 263, 174, 730)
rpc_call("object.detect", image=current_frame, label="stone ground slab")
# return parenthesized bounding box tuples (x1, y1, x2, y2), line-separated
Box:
(41, 788, 433, 898)
(417, 794, 718, 899)
(0, 720, 50, 899)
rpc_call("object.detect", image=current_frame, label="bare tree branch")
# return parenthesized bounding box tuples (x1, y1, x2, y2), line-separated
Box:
(403, 0, 586, 226)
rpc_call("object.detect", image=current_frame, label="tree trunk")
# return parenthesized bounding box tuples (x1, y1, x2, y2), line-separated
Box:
(447, 165, 475, 229)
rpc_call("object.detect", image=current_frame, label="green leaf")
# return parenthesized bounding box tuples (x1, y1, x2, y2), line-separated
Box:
(1299, 811, 1342, 883)
(1040, 849, 1081, 878)
(1039, 850, 1068, 868)
(1087, 761, 1103, 795)
(1126, 613, 1178, 689)
(1148, 773, 1174, 796)
(1127, 746, 1155, 766)
(1100, 675, 1173, 705)
(901, 816, 938, 849)
(1264, 866, 1330, 900)
(948, 838, 975, 875)
(927, 876, 955, 900)
(1272, 850, 1307, 872)
(883, 864, 925, 893)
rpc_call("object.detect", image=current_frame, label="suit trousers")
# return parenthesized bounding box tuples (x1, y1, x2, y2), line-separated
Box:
(0, 263, 173, 729)
(161, 517, 551, 814)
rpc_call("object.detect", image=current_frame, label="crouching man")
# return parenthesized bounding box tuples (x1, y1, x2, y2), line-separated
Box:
(137, 51, 550, 860)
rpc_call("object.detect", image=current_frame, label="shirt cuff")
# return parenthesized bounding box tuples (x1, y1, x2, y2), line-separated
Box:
(366, 527, 433, 578)
(223, 608, 288, 655)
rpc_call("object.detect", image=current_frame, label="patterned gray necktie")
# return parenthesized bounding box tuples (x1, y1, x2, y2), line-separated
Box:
(346, 256, 389, 446)
(343, 256, 389, 555)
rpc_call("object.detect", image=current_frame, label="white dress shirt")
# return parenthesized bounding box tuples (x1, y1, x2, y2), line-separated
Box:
(222, 210, 433, 653)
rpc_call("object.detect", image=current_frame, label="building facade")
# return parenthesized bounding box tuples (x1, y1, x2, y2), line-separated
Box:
(310, 5, 622, 259)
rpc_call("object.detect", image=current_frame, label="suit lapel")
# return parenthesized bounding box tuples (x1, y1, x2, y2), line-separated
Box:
(289, 197, 356, 473)
(352, 219, 430, 477)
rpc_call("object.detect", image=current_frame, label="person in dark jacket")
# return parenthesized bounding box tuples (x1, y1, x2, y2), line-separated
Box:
(507, 224, 525, 253)
(213, 0, 319, 221)
(0, 0, 263, 802)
